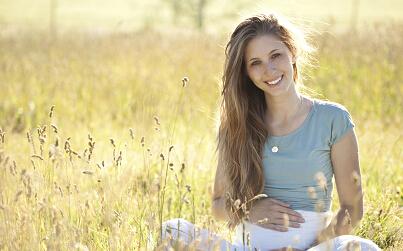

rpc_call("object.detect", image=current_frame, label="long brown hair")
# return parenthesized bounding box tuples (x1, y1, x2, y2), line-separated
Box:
(217, 13, 312, 228)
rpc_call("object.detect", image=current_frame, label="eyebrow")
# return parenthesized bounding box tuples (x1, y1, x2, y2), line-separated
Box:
(248, 49, 279, 62)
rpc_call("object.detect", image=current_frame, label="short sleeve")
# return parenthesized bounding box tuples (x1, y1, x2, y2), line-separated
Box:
(330, 106, 355, 146)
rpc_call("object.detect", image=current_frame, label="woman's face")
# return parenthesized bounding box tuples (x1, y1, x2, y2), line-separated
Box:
(244, 34, 296, 97)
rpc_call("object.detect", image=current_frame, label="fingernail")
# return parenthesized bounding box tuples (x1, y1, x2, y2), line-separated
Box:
(299, 218, 305, 223)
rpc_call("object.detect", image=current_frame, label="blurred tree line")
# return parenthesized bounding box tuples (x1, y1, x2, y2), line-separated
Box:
(166, 0, 208, 30)
(164, 0, 252, 31)
(45, 0, 364, 34)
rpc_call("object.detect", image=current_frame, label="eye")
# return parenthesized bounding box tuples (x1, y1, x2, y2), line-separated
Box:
(271, 53, 281, 59)
(250, 60, 261, 66)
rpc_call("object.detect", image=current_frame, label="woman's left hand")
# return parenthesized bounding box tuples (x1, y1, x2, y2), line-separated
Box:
(268, 248, 304, 251)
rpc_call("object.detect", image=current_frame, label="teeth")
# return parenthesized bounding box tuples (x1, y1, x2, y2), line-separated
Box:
(266, 76, 282, 85)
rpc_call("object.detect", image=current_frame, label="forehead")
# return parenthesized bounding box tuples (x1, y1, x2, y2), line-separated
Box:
(244, 34, 288, 59)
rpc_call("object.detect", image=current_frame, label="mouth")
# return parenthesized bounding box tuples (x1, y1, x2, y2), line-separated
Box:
(264, 75, 283, 87)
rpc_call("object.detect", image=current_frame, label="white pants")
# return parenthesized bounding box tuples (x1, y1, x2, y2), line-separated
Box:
(160, 217, 381, 251)
(233, 210, 333, 249)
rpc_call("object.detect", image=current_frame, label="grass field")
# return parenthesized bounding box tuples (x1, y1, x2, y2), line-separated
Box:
(0, 2, 402, 250)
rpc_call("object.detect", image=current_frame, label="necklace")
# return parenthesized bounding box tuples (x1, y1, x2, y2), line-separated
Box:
(270, 96, 304, 153)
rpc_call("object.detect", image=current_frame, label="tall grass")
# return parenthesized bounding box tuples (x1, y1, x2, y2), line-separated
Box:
(0, 23, 402, 250)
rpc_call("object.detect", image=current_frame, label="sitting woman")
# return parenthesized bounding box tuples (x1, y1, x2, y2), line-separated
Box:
(160, 13, 381, 251)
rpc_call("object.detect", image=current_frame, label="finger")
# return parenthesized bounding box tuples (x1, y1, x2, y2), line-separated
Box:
(271, 212, 305, 224)
(274, 206, 304, 221)
(268, 217, 291, 226)
(287, 214, 305, 223)
(271, 212, 304, 226)
(269, 218, 301, 228)
(269, 198, 290, 207)
(262, 223, 288, 232)
(271, 204, 301, 216)
(288, 222, 301, 228)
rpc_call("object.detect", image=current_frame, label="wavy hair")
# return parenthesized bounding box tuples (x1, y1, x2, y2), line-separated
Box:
(216, 13, 312, 228)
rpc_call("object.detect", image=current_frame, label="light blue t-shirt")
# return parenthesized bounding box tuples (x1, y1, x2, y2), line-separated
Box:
(263, 99, 355, 212)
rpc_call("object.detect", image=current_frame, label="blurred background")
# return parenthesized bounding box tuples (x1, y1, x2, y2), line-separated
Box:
(1, 0, 402, 134)
(0, 1, 402, 250)
(1, 0, 403, 33)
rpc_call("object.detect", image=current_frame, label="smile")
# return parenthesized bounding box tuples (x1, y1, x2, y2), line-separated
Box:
(264, 75, 283, 86)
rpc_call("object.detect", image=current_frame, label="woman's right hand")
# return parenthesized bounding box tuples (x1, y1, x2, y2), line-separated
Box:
(248, 198, 305, 231)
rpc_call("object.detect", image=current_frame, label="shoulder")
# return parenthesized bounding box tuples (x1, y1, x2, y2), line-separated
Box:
(313, 99, 351, 115)
(312, 99, 355, 146)
(313, 99, 353, 124)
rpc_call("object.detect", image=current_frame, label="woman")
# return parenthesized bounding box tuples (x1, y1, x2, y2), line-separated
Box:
(160, 14, 380, 251)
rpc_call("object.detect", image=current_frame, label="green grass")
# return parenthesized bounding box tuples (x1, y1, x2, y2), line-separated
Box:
(0, 22, 402, 250)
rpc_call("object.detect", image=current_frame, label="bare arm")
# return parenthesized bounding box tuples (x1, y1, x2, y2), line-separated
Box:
(211, 157, 230, 221)
(314, 129, 363, 244)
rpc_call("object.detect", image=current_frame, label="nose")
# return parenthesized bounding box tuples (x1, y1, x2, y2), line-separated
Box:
(263, 61, 276, 75)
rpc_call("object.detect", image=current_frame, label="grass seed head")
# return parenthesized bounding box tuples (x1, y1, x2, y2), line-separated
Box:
(26, 131, 31, 143)
(315, 200, 325, 212)
(49, 105, 55, 118)
(315, 172, 327, 189)
(251, 194, 268, 202)
(182, 77, 189, 87)
(283, 213, 290, 228)
(185, 184, 191, 192)
(110, 138, 115, 147)
(307, 187, 317, 199)
(0, 129, 5, 144)
(256, 217, 268, 225)
(233, 199, 241, 209)
(351, 171, 361, 186)
(153, 116, 160, 125)
(129, 128, 134, 139)
(51, 124, 58, 133)
(343, 209, 352, 226)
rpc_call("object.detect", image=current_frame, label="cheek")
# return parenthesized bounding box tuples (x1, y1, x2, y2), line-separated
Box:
(277, 57, 293, 70)
(246, 67, 262, 80)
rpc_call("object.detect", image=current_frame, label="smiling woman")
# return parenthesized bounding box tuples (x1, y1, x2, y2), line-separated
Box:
(245, 35, 295, 93)
(159, 13, 381, 251)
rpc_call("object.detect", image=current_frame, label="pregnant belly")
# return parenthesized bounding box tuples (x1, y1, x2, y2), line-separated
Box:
(233, 210, 332, 250)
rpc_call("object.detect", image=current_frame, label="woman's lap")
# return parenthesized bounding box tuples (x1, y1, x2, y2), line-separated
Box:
(160, 218, 235, 250)
(307, 235, 381, 251)
(160, 218, 381, 251)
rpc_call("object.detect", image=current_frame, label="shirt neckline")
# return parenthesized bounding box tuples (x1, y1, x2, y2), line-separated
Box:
(268, 98, 317, 140)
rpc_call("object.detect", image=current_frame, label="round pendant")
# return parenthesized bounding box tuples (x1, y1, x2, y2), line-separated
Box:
(271, 146, 279, 153)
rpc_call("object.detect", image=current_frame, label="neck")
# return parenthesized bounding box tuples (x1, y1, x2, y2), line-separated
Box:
(264, 88, 303, 123)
